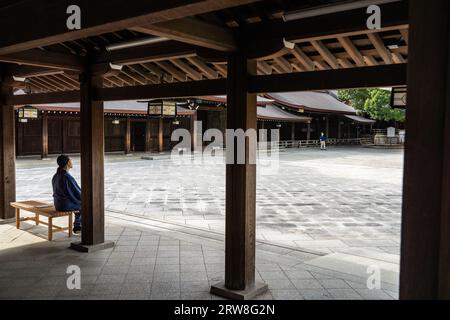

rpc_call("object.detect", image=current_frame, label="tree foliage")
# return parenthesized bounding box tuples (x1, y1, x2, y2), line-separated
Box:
(338, 89, 406, 122)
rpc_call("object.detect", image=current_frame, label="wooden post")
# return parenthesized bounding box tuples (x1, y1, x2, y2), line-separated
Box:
(400, 0, 450, 299)
(41, 112, 48, 159)
(0, 81, 15, 220)
(291, 122, 296, 142)
(145, 116, 151, 152)
(158, 117, 163, 152)
(190, 112, 197, 152)
(70, 64, 114, 252)
(306, 122, 311, 141)
(125, 116, 131, 154)
(210, 53, 267, 300)
(326, 116, 329, 137)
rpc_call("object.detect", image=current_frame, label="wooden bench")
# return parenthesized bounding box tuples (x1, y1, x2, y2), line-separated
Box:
(10, 200, 77, 241)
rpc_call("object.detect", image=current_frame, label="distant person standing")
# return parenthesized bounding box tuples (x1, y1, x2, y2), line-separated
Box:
(320, 132, 327, 150)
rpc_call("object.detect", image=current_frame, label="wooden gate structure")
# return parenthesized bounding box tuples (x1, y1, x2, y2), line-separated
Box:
(0, 0, 448, 299)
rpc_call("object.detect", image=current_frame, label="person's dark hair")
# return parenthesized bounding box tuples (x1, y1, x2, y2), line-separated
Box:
(57, 155, 70, 172)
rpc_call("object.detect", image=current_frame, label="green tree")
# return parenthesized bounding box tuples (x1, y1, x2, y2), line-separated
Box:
(338, 89, 405, 122)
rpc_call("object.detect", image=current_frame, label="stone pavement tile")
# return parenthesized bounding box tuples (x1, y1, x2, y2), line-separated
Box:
(91, 284, 122, 296)
(327, 289, 363, 300)
(118, 293, 149, 300)
(181, 292, 212, 300)
(150, 290, 181, 300)
(157, 251, 180, 258)
(124, 273, 154, 283)
(153, 272, 180, 282)
(205, 264, 224, 272)
(96, 274, 126, 284)
(155, 264, 179, 273)
(355, 289, 394, 300)
(4, 276, 42, 287)
(270, 290, 304, 300)
(345, 280, 370, 290)
(298, 289, 333, 300)
(265, 280, 295, 290)
(85, 294, 120, 300)
(318, 279, 351, 289)
(180, 272, 208, 282)
(180, 264, 206, 272)
(130, 257, 156, 265)
(58, 285, 94, 297)
(152, 281, 180, 292)
(113, 246, 137, 252)
(258, 271, 288, 280)
(101, 265, 130, 274)
(180, 281, 210, 292)
(292, 279, 323, 290)
(22, 285, 63, 299)
(35, 276, 67, 287)
(128, 265, 155, 274)
(256, 264, 282, 272)
(384, 290, 399, 300)
(156, 257, 180, 265)
(120, 282, 152, 295)
(284, 270, 315, 280)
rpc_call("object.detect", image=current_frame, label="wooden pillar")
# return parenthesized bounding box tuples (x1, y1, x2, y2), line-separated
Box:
(125, 116, 131, 154)
(291, 122, 296, 141)
(210, 53, 267, 300)
(41, 112, 48, 159)
(190, 112, 197, 152)
(145, 116, 151, 153)
(158, 117, 163, 152)
(338, 121, 342, 139)
(400, 0, 450, 299)
(0, 82, 15, 220)
(306, 122, 311, 140)
(70, 64, 114, 252)
(326, 116, 329, 137)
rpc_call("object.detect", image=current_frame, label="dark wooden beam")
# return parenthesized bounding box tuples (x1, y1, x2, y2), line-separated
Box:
(98, 78, 226, 101)
(249, 64, 407, 93)
(210, 53, 267, 300)
(131, 17, 237, 52)
(241, 1, 408, 44)
(400, 0, 450, 299)
(0, 82, 15, 220)
(0, 0, 260, 55)
(3, 65, 65, 78)
(5, 90, 80, 105)
(0, 49, 83, 71)
(96, 41, 199, 66)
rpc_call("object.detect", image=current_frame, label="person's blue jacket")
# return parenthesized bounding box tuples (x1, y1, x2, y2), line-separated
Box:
(320, 135, 327, 142)
(52, 169, 81, 211)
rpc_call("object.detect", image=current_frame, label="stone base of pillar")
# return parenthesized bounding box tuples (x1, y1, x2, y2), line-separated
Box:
(210, 281, 268, 300)
(70, 241, 114, 253)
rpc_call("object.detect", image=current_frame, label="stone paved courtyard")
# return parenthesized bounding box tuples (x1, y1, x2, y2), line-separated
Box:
(15, 146, 403, 256)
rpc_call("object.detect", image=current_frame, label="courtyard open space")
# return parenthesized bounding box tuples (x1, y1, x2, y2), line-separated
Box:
(15, 146, 404, 256)
(0, 146, 402, 300)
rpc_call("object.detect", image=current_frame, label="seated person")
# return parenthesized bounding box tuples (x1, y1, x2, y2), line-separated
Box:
(52, 155, 82, 234)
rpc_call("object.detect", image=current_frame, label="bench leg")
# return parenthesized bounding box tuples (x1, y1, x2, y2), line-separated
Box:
(15, 208, 20, 229)
(68, 214, 73, 237)
(35, 213, 40, 225)
(48, 217, 53, 241)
